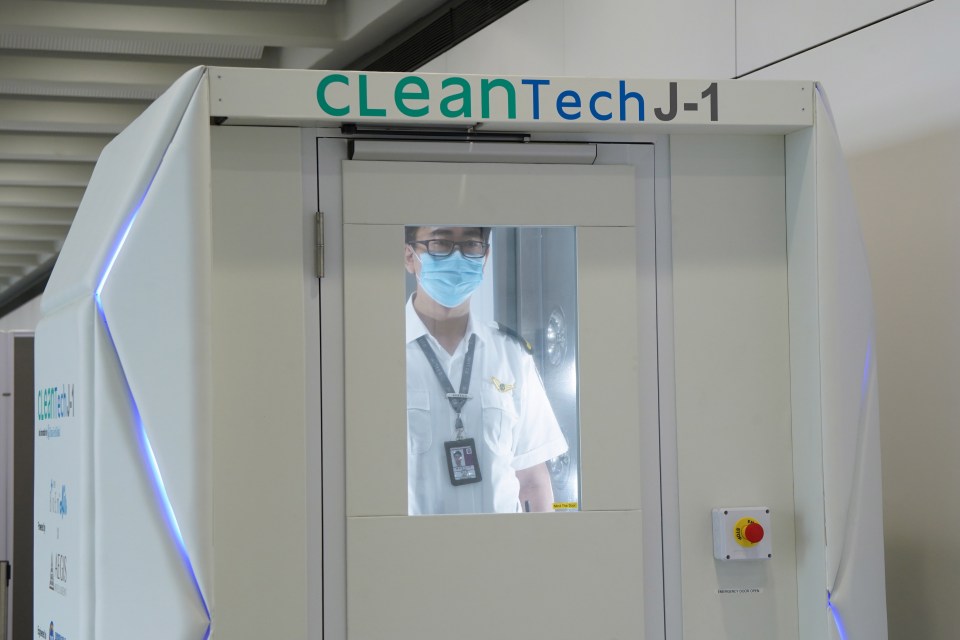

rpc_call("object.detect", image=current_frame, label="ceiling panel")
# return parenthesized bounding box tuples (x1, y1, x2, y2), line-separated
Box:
(0, 0, 452, 299)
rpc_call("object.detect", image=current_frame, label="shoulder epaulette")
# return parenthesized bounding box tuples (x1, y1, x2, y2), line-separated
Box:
(496, 322, 534, 355)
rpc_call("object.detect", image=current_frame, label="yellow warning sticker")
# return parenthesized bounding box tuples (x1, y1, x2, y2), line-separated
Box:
(553, 502, 579, 510)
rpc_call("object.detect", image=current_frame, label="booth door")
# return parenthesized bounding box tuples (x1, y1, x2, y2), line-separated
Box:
(340, 156, 652, 640)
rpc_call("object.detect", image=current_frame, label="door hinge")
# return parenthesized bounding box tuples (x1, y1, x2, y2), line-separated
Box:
(315, 211, 324, 278)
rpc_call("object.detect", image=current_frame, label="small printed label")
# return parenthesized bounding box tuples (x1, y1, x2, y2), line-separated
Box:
(552, 502, 578, 510)
(717, 587, 763, 595)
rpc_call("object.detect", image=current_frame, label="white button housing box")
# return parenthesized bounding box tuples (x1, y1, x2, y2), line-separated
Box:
(712, 507, 772, 561)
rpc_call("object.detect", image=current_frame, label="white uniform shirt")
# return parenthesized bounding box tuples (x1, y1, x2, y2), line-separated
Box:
(406, 297, 568, 515)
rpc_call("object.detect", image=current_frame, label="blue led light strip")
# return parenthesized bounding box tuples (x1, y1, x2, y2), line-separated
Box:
(827, 591, 849, 640)
(95, 187, 211, 626)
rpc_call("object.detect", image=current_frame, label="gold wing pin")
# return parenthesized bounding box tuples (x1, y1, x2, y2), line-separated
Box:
(491, 376, 515, 393)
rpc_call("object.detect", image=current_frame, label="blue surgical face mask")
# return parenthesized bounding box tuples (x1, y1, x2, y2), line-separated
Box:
(416, 250, 485, 308)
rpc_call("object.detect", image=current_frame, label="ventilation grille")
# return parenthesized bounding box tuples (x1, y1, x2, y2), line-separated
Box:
(0, 80, 165, 101)
(0, 33, 264, 60)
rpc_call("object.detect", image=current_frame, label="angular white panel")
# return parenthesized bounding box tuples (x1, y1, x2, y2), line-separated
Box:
(93, 318, 209, 638)
(97, 78, 212, 624)
(42, 66, 204, 314)
(736, 0, 918, 75)
(815, 88, 888, 638)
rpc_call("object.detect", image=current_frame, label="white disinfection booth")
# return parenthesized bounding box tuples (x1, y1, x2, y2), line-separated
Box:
(33, 67, 886, 640)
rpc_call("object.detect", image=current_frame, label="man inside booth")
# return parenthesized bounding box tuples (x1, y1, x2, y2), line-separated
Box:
(404, 225, 568, 515)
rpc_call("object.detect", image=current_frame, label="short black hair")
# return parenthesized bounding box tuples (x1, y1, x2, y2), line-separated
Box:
(405, 226, 492, 244)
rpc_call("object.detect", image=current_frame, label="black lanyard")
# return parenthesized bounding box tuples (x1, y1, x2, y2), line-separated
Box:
(416, 334, 477, 439)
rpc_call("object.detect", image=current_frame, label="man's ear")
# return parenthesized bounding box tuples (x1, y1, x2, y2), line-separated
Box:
(404, 244, 418, 274)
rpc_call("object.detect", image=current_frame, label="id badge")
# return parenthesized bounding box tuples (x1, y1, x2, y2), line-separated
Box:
(444, 438, 482, 486)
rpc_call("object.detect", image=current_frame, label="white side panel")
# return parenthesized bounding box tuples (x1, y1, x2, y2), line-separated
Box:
(97, 77, 212, 636)
(670, 134, 798, 640)
(815, 89, 888, 640)
(735, 0, 919, 75)
(210, 126, 308, 639)
(785, 126, 829, 640)
(34, 300, 93, 640)
(42, 67, 204, 315)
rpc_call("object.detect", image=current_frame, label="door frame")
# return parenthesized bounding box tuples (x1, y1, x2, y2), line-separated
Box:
(310, 130, 675, 640)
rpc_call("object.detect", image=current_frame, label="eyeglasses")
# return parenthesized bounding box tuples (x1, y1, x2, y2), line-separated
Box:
(409, 239, 489, 258)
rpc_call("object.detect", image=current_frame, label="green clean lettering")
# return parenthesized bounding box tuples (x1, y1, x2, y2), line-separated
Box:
(395, 76, 430, 117)
(440, 77, 472, 118)
(481, 78, 516, 119)
(359, 74, 386, 117)
(316, 73, 349, 116)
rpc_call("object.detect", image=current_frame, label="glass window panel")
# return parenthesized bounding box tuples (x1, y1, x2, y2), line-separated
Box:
(404, 225, 580, 515)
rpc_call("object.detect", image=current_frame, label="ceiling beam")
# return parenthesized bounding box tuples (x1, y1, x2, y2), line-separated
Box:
(0, 223, 70, 241)
(0, 186, 85, 208)
(0, 239, 59, 254)
(0, 162, 94, 187)
(0, 266, 27, 278)
(0, 55, 199, 87)
(0, 133, 111, 162)
(0, 54, 199, 100)
(0, 97, 146, 134)
(0, 253, 43, 267)
(0, 0, 343, 48)
(0, 206, 75, 225)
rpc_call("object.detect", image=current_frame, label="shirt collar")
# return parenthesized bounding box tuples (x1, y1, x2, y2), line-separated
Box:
(405, 295, 485, 346)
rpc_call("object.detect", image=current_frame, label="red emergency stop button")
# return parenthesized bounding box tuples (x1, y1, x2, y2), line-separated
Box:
(734, 517, 764, 547)
(744, 521, 764, 544)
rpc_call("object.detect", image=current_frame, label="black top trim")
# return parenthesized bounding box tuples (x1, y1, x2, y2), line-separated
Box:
(349, 0, 531, 72)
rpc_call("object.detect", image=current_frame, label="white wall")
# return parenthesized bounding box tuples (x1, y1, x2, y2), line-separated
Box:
(419, 0, 735, 78)
(736, 0, 919, 75)
(0, 296, 42, 332)
(428, 1, 959, 638)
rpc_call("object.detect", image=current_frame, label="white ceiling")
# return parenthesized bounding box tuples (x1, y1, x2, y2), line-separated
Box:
(0, 0, 450, 297)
